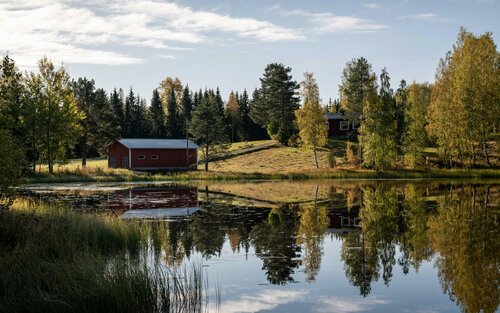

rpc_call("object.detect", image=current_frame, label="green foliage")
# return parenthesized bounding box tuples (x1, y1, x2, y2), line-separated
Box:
(190, 94, 228, 171)
(166, 88, 181, 138)
(71, 78, 120, 165)
(295, 72, 328, 168)
(148, 89, 166, 138)
(250, 63, 300, 145)
(345, 141, 358, 165)
(339, 57, 376, 126)
(360, 68, 397, 170)
(0, 130, 22, 210)
(404, 82, 432, 167)
(24, 57, 83, 173)
(427, 28, 500, 166)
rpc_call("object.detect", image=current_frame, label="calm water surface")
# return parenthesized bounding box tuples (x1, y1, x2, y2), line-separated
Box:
(24, 180, 499, 313)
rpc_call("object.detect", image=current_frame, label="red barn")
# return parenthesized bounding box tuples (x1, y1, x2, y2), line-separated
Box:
(325, 113, 358, 138)
(108, 139, 198, 170)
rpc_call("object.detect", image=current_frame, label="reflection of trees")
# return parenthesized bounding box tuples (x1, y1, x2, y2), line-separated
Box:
(250, 205, 301, 285)
(341, 184, 404, 296)
(296, 186, 329, 282)
(398, 185, 433, 273)
(428, 185, 499, 313)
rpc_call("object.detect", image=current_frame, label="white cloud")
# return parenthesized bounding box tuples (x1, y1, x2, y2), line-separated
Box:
(399, 13, 451, 22)
(0, 0, 301, 67)
(315, 296, 391, 313)
(219, 289, 309, 313)
(284, 9, 387, 33)
(363, 3, 380, 9)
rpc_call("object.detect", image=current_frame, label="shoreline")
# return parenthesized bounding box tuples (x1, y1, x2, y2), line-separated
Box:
(21, 168, 500, 184)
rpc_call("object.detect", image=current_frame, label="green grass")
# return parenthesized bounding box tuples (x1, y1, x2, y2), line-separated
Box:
(0, 200, 211, 313)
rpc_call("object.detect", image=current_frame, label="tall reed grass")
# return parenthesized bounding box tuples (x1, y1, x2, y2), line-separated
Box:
(0, 200, 215, 313)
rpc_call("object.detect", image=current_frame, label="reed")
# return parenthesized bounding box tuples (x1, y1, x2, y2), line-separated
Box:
(0, 200, 212, 313)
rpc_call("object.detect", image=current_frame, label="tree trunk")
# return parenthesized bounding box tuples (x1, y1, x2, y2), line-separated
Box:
(313, 144, 319, 168)
(205, 145, 209, 172)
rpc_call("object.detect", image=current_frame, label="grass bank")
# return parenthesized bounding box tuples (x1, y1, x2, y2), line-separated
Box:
(0, 200, 209, 313)
(22, 142, 500, 184)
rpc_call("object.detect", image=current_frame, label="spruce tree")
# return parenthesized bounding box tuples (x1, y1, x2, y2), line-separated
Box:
(395, 80, 408, 157)
(190, 94, 228, 171)
(149, 89, 166, 138)
(180, 85, 193, 138)
(110, 88, 124, 136)
(166, 88, 180, 138)
(249, 63, 299, 145)
(124, 88, 135, 137)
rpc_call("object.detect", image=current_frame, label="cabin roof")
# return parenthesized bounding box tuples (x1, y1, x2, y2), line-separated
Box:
(117, 139, 199, 149)
(325, 113, 346, 120)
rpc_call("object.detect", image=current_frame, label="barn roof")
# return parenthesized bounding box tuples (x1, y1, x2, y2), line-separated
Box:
(118, 139, 199, 149)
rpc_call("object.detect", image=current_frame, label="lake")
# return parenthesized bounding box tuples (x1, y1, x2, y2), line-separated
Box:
(22, 180, 499, 313)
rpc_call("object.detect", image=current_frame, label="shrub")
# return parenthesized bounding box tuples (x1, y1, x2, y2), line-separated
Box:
(328, 150, 337, 168)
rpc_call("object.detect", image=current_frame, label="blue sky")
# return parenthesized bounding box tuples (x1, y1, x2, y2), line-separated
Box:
(1, 0, 499, 102)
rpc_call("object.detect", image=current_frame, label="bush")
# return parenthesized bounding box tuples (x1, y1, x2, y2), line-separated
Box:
(0, 130, 23, 210)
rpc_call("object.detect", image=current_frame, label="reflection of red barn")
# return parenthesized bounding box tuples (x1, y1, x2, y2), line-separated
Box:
(108, 139, 198, 170)
(109, 187, 198, 213)
(325, 113, 358, 138)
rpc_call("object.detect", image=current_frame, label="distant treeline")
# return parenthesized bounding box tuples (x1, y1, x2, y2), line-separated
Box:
(0, 27, 498, 179)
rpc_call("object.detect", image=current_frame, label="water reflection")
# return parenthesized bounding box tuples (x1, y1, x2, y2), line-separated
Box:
(25, 181, 499, 312)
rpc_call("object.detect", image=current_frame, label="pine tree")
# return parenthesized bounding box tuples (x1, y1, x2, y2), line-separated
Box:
(166, 88, 180, 138)
(149, 89, 166, 138)
(339, 57, 377, 161)
(110, 88, 124, 135)
(295, 72, 328, 168)
(215, 87, 224, 116)
(179, 85, 193, 138)
(190, 94, 228, 171)
(361, 68, 397, 170)
(249, 63, 300, 145)
(71, 78, 119, 166)
(238, 89, 251, 141)
(123, 88, 135, 137)
(404, 82, 431, 167)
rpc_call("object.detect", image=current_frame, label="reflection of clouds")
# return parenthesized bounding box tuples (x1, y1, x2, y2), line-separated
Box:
(219, 289, 309, 313)
(315, 296, 391, 313)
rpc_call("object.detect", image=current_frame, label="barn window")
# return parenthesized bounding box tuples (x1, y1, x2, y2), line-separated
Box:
(138, 155, 145, 160)
(340, 121, 349, 130)
(151, 155, 159, 160)
(109, 157, 116, 168)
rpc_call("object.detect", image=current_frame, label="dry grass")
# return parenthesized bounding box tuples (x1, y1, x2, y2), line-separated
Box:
(207, 146, 344, 173)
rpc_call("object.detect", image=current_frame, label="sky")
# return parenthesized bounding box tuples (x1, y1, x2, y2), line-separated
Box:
(1, 0, 499, 102)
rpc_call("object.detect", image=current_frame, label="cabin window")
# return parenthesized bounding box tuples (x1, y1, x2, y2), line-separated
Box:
(352, 122, 358, 130)
(109, 156, 116, 168)
(138, 155, 145, 160)
(340, 121, 349, 130)
(151, 155, 159, 160)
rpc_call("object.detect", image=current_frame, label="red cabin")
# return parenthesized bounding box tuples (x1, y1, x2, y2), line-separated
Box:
(325, 113, 358, 138)
(108, 139, 198, 170)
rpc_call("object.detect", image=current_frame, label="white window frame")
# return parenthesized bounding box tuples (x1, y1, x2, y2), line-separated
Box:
(151, 155, 159, 160)
(340, 121, 349, 130)
(352, 122, 358, 130)
(138, 155, 145, 160)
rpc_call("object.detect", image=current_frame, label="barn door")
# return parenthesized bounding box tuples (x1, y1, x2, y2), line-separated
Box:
(121, 156, 129, 168)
